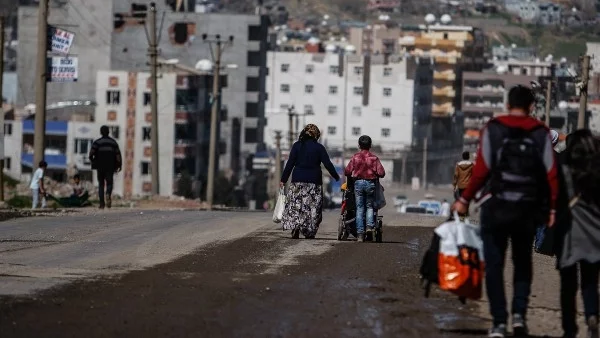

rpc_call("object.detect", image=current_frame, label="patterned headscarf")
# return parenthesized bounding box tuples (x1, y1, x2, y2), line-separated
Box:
(303, 124, 321, 140)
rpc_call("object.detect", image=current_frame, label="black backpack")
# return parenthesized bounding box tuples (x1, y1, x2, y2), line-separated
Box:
(489, 123, 548, 207)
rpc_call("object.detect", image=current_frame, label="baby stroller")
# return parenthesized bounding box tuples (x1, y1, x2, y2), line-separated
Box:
(337, 177, 383, 242)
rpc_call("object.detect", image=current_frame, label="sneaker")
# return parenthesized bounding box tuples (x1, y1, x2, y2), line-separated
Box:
(488, 324, 507, 338)
(512, 314, 528, 337)
(106, 197, 112, 209)
(357, 234, 365, 242)
(99, 203, 105, 210)
(588, 316, 599, 338)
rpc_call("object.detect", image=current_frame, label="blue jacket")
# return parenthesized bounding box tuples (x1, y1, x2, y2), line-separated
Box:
(281, 139, 340, 185)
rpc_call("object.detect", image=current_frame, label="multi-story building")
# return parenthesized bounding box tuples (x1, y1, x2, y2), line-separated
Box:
(17, 1, 269, 180)
(265, 51, 415, 154)
(505, 0, 562, 24)
(461, 71, 536, 151)
(492, 46, 536, 61)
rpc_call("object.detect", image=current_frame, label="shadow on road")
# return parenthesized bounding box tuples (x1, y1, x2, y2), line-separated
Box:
(440, 328, 562, 338)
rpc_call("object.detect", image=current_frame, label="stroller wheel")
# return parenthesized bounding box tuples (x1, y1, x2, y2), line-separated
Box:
(375, 229, 382, 243)
(338, 216, 349, 241)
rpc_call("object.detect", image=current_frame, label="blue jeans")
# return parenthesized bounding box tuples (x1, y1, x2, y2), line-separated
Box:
(354, 179, 375, 235)
(31, 188, 47, 209)
(481, 205, 535, 325)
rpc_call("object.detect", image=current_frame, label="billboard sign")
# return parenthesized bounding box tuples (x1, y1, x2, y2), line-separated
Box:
(47, 56, 78, 82)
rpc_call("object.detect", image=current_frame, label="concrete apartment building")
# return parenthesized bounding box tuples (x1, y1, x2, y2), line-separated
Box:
(16, 0, 269, 181)
(265, 51, 415, 154)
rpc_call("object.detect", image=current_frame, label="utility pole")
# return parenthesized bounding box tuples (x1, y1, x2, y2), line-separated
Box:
(422, 137, 427, 190)
(148, 2, 160, 195)
(401, 155, 407, 188)
(287, 106, 295, 148)
(545, 79, 552, 127)
(33, 0, 50, 168)
(0, 16, 4, 201)
(274, 131, 282, 194)
(203, 34, 233, 210)
(578, 55, 591, 129)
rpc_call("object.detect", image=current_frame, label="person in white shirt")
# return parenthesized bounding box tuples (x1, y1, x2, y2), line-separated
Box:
(30, 161, 47, 209)
(440, 199, 451, 217)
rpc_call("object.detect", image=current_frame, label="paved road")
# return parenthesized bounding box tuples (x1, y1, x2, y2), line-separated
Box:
(0, 209, 574, 337)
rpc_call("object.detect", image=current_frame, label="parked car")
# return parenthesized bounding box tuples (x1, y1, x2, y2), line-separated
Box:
(393, 194, 408, 207)
(418, 200, 442, 215)
(400, 204, 427, 214)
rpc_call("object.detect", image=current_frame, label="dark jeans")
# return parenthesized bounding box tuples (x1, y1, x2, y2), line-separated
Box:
(481, 206, 536, 325)
(97, 170, 114, 206)
(560, 261, 600, 336)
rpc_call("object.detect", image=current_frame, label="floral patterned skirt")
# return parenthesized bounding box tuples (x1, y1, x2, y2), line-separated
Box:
(282, 182, 323, 237)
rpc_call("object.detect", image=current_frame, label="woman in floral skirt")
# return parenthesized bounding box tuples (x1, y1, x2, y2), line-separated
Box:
(280, 124, 340, 239)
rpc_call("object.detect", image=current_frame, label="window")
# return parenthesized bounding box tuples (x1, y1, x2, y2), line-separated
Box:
(106, 90, 120, 105)
(4, 123, 12, 136)
(329, 86, 338, 94)
(244, 127, 258, 143)
(383, 67, 392, 77)
(328, 126, 337, 135)
(354, 66, 363, 75)
(328, 106, 337, 115)
(141, 161, 151, 175)
(353, 87, 363, 95)
(443, 33, 448, 39)
(143, 92, 151, 106)
(74, 138, 93, 154)
(305, 64, 314, 73)
(109, 126, 120, 139)
(246, 102, 259, 118)
(170, 23, 196, 45)
(352, 127, 361, 136)
(280, 104, 290, 111)
(246, 77, 260, 92)
(383, 87, 392, 96)
(142, 127, 151, 141)
(304, 105, 313, 114)
(247, 51, 261, 67)
(280, 84, 290, 93)
(281, 63, 290, 72)
(4, 157, 10, 170)
(305, 84, 314, 94)
(329, 65, 339, 74)
(382, 128, 391, 137)
(382, 108, 391, 117)
(352, 106, 361, 116)
(248, 25, 262, 41)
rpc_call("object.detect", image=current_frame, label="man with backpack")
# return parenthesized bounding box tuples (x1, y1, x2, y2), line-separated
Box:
(453, 85, 558, 338)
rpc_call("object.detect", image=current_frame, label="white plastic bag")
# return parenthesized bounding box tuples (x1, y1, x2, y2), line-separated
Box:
(374, 181, 386, 209)
(272, 188, 286, 223)
(434, 212, 484, 299)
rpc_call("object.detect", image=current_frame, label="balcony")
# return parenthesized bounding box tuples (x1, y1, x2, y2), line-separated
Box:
(22, 120, 68, 136)
(435, 55, 458, 64)
(21, 153, 67, 169)
(462, 86, 505, 98)
(433, 70, 456, 81)
(463, 101, 504, 114)
(415, 37, 465, 49)
(432, 103, 454, 116)
(432, 86, 456, 98)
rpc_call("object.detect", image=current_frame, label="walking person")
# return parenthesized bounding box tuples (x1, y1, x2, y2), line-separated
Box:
(453, 151, 473, 200)
(280, 124, 340, 239)
(554, 130, 600, 338)
(344, 135, 385, 242)
(89, 125, 122, 209)
(30, 161, 47, 209)
(453, 85, 559, 338)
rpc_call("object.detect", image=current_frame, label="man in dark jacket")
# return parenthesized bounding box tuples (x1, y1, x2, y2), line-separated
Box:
(89, 125, 122, 209)
(453, 85, 559, 338)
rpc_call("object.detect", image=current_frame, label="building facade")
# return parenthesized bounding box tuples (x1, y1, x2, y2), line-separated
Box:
(265, 51, 415, 153)
(16, 1, 269, 180)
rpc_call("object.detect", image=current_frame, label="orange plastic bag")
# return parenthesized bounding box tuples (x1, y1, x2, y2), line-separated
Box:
(435, 213, 485, 300)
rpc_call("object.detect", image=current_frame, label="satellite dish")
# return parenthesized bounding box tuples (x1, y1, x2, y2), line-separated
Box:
(307, 37, 320, 45)
(572, 7, 577, 12)
(560, 57, 567, 64)
(340, 37, 347, 42)
(321, 20, 327, 26)
(425, 14, 436, 24)
(440, 14, 451, 24)
(325, 44, 336, 52)
(559, 101, 568, 110)
(323, 14, 330, 20)
(496, 65, 507, 74)
(545, 54, 553, 62)
(195, 59, 213, 72)
(511, 43, 517, 48)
